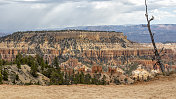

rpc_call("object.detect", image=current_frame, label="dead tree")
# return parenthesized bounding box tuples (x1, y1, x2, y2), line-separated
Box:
(144, 0, 165, 73)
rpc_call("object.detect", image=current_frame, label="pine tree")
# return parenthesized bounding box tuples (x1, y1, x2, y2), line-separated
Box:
(0, 70, 2, 84)
(0, 60, 2, 84)
(80, 71, 85, 84)
(17, 61, 21, 70)
(50, 71, 59, 85)
(74, 73, 79, 84)
(16, 74, 19, 81)
(101, 75, 106, 85)
(2, 69, 8, 81)
(30, 62, 38, 77)
(36, 54, 46, 72)
(53, 56, 59, 68)
(64, 72, 70, 85)
(85, 74, 91, 84)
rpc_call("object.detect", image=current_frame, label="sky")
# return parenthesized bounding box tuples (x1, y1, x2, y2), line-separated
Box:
(0, 0, 176, 33)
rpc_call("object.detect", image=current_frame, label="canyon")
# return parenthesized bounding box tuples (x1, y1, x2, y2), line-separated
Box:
(0, 30, 175, 69)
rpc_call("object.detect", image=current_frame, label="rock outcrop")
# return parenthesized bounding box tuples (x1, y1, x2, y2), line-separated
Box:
(0, 30, 175, 85)
(0, 30, 174, 66)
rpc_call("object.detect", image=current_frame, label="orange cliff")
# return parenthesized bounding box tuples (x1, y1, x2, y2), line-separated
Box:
(0, 30, 174, 65)
(0, 48, 173, 63)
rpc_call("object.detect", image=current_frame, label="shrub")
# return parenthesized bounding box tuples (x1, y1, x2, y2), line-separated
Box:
(114, 78, 121, 85)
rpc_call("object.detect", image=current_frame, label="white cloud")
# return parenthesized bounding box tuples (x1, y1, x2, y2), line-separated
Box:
(153, 0, 176, 7)
(0, 0, 175, 33)
(30, 4, 46, 9)
(93, 1, 112, 9)
(150, 8, 176, 21)
(127, 0, 143, 6)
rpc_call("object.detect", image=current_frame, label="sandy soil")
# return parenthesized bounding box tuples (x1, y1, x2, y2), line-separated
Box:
(0, 74, 176, 99)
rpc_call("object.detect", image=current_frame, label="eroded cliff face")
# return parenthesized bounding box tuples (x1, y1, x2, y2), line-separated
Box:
(0, 30, 173, 65)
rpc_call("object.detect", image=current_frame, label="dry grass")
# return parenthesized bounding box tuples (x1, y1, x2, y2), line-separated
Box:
(1, 74, 176, 99)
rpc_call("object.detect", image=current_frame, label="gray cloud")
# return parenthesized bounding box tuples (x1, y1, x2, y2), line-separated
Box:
(2, 0, 110, 4)
(0, 0, 175, 33)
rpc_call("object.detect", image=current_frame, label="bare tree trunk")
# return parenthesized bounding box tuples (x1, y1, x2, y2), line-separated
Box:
(144, 0, 165, 73)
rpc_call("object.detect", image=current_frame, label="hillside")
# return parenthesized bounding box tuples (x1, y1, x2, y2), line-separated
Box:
(0, 30, 141, 85)
(0, 30, 175, 86)
(0, 30, 148, 64)
(0, 30, 174, 69)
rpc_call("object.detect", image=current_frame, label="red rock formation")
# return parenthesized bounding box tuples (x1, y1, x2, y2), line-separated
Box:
(108, 66, 124, 74)
(83, 49, 173, 60)
(92, 66, 102, 73)
(108, 67, 117, 74)
(0, 48, 173, 64)
(0, 30, 174, 67)
(78, 68, 85, 72)
(132, 60, 156, 66)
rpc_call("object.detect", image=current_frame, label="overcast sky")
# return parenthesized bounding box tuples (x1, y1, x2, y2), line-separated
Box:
(0, 0, 176, 33)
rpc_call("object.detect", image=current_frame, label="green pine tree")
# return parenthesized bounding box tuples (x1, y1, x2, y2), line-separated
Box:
(0, 70, 2, 84)
(101, 75, 106, 85)
(53, 56, 59, 68)
(2, 69, 8, 81)
(30, 62, 38, 77)
(17, 61, 21, 70)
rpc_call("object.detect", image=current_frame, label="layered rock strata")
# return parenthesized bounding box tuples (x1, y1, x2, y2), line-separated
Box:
(0, 30, 174, 65)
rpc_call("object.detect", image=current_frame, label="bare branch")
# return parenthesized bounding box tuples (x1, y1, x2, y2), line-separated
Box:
(152, 55, 156, 61)
(149, 16, 154, 22)
(144, 0, 165, 73)
(161, 54, 166, 57)
(161, 52, 167, 57)
(153, 62, 158, 69)
(159, 47, 164, 55)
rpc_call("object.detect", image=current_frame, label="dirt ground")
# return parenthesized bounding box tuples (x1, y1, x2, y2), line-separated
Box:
(0, 74, 176, 99)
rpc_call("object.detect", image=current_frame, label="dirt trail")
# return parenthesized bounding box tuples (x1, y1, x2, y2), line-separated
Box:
(0, 74, 176, 99)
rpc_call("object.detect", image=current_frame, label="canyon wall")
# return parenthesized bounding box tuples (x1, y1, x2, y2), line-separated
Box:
(0, 30, 174, 66)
